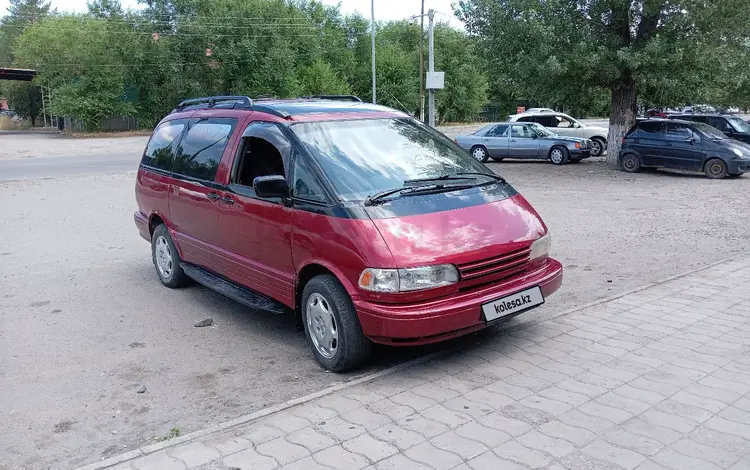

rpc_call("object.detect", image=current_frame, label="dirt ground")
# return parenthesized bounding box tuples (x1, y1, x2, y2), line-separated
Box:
(2, 135, 750, 468)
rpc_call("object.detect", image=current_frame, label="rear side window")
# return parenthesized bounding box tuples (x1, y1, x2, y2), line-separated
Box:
(488, 124, 509, 136)
(636, 121, 664, 138)
(173, 118, 238, 181)
(534, 116, 556, 127)
(709, 117, 732, 133)
(141, 119, 187, 171)
(517, 116, 534, 123)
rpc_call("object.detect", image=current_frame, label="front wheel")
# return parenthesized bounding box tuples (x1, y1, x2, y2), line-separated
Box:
(549, 146, 569, 165)
(301, 275, 372, 372)
(470, 145, 490, 163)
(620, 153, 641, 173)
(705, 158, 728, 179)
(591, 138, 606, 157)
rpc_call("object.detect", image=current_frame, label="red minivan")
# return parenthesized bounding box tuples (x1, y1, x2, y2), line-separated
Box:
(134, 96, 563, 371)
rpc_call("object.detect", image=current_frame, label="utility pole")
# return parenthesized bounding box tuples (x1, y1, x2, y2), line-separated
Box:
(371, 0, 376, 104)
(419, 0, 425, 121)
(427, 9, 435, 127)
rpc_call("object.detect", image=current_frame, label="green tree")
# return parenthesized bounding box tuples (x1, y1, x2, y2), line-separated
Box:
(297, 58, 351, 95)
(456, 0, 750, 165)
(4, 81, 42, 124)
(13, 15, 135, 129)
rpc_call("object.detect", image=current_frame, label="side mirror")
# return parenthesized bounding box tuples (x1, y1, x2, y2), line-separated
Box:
(253, 175, 289, 199)
(685, 137, 695, 144)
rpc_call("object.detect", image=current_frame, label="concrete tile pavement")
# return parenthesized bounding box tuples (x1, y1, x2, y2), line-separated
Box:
(81, 254, 750, 470)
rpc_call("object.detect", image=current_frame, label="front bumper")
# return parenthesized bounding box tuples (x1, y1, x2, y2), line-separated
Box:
(355, 258, 563, 345)
(730, 160, 750, 173)
(570, 149, 592, 159)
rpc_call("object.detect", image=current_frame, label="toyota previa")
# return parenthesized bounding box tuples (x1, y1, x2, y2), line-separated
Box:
(134, 95, 563, 371)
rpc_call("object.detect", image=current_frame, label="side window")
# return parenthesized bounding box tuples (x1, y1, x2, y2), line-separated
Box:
(556, 116, 574, 128)
(710, 117, 731, 133)
(291, 151, 327, 203)
(489, 124, 509, 137)
(173, 118, 237, 181)
(233, 122, 291, 187)
(141, 119, 187, 171)
(511, 125, 532, 138)
(637, 121, 664, 138)
(535, 116, 554, 127)
(517, 116, 532, 123)
(665, 123, 693, 141)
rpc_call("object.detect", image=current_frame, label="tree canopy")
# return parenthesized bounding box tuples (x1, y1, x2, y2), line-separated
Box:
(455, 0, 750, 164)
(1, 0, 489, 130)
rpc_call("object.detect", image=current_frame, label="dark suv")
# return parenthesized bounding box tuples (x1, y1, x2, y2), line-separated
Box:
(134, 95, 563, 371)
(670, 114, 750, 143)
(619, 118, 750, 179)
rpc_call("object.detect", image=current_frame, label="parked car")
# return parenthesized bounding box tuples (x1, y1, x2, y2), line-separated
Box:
(455, 122, 592, 164)
(669, 113, 750, 144)
(522, 107, 555, 114)
(619, 118, 750, 179)
(508, 112, 608, 157)
(682, 105, 716, 114)
(646, 108, 679, 118)
(0, 109, 21, 121)
(134, 95, 563, 372)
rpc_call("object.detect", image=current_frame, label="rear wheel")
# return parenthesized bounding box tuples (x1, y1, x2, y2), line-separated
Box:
(301, 275, 372, 372)
(549, 146, 569, 165)
(470, 145, 490, 163)
(704, 158, 728, 179)
(620, 153, 641, 173)
(151, 224, 189, 288)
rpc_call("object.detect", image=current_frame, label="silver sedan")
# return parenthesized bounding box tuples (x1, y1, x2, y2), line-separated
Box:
(456, 122, 593, 165)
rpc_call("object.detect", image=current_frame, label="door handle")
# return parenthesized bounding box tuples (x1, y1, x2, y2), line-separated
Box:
(509, 139, 517, 142)
(221, 196, 234, 205)
(207, 192, 220, 201)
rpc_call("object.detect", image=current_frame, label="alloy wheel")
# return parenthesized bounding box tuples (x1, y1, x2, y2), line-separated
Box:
(306, 293, 338, 359)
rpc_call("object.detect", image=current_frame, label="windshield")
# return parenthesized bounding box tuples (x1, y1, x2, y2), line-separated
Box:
(291, 118, 495, 201)
(692, 122, 728, 140)
(528, 123, 555, 137)
(728, 117, 750, 133)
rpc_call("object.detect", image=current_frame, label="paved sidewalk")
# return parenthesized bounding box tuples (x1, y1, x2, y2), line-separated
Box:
(83, 254, 750, 470)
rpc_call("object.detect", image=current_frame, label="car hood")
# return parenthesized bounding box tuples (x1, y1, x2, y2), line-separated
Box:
(542, 135, 584, 143)
(725, 139, 750, 155)
(369, 193, 546, 268)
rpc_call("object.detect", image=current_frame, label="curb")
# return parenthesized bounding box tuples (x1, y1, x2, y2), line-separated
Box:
(77, 249, 750, 469)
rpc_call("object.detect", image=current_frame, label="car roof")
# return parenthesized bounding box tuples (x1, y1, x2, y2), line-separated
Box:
(635, 117, 702, 126)
(164, 95, 407, 124)
(671, 113, 735, 118)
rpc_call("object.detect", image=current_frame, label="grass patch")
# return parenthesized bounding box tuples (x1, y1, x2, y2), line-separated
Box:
(155, 427, 181, 442)
(62, 129, 153, 139)
(0, 115, 31, 131)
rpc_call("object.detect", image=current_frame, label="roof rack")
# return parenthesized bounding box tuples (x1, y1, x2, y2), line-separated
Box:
(303, 95, 363, 102)
(171, 95, 290, 119)
(176, 96, 253, 111)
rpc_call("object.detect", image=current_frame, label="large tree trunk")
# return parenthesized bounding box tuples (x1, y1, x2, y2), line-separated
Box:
(606, 76, 638, 167)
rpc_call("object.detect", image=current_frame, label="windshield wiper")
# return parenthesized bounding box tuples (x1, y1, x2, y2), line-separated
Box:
(404, 172, 506, 185)
(364, 183, 475, 206)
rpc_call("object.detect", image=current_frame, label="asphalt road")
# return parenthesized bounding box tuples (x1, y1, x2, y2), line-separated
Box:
(0, 153, 139, 181)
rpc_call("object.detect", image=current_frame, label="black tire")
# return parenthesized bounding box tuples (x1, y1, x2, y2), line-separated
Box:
(151, 224, 189, 288)
(704, 158, 729, 179)
(301, 274, 372, 372)
(549, 146, 570, 165)
(620, 153, 641, 173)
(591, 137, 607, 157)
(490, 157, 504, 162)
(470, 145, 490, 163)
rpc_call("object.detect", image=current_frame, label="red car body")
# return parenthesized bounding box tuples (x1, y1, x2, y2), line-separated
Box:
(135, 98, 562, 349)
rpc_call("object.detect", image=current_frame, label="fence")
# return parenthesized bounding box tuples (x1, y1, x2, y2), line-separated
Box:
(63, 115, 141, 132)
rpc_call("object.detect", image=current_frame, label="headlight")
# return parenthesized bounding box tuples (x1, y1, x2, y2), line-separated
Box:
(530, 232, 551, 260)
(358, 264, 459, 293)
(733, 148, 743, 157)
